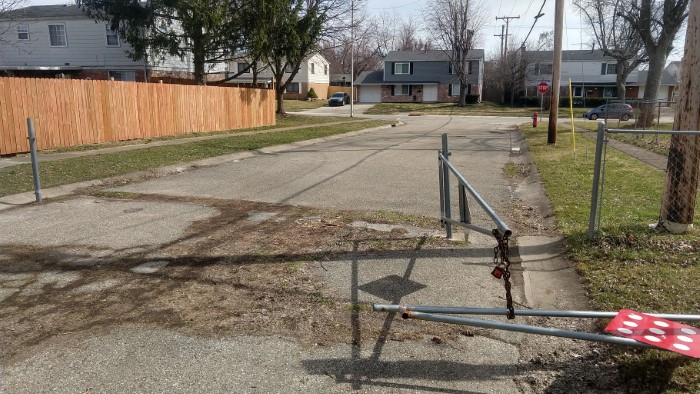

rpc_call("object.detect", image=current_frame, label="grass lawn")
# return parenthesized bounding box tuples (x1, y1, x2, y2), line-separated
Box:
(365, 101, 588, 118)
(0, 118, 391, 197)
(36, 115, 358, 155)
(283, 99, 328, 111)
(521, 121, 700, 392)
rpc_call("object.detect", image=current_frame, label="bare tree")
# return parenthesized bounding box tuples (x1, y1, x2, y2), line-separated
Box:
(574, 0, 648, 100)
(534, 30, 555, 51)
(620, 0, 689, 125)
(0, 0, 26, 47)
(320, 5, 383, 79)
(425, 0, 487, 106)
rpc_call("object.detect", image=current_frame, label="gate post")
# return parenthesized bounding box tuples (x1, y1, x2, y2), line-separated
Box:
(441, 133, 453, 239)
(588, 122, 605, 238)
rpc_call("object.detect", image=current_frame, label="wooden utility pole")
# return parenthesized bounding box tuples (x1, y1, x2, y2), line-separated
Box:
(660, 0, 700, 233)
(496, 15, 520, 61)
(495, 25, 505, 59)
(547, 0, 564, 144)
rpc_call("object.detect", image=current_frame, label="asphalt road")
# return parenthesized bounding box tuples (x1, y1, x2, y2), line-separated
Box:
(1, 114, 550, 393)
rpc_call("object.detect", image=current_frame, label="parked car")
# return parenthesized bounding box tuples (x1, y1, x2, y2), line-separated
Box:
(583, 103, 634, 121)
(328, 92, 351, 106)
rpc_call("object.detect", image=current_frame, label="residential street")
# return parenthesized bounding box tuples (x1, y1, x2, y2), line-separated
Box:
(0, 114, 595, 393)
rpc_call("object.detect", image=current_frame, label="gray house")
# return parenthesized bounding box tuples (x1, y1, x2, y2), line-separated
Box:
(355, 49, 485, 103)
(0, 4, 221, 82)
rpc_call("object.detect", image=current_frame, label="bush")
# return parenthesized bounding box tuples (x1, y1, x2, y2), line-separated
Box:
(518, 96, 541, 107)
(465, 94, 479, 104)
(307, 87, 318, 99)
(561, 97, 607, 108)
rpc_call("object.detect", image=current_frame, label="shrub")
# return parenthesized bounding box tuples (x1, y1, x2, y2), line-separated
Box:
(307, 87, 318, 99)
(465, 94, 480, 104)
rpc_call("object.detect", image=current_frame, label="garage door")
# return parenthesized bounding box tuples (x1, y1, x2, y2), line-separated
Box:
(359, 85, 381, 103)
(423, 85, 438, 102)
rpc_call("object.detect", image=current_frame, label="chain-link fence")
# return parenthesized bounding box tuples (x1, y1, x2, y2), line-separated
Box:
(588, 123, 700, 237)
(581, 99, 676, 130)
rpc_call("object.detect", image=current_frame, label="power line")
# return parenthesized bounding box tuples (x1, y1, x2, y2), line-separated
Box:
(496, 15, 520, 54)
(522, 0, 547, 47)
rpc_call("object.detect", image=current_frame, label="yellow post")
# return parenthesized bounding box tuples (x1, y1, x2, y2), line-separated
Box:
(568, 78, 576, 153)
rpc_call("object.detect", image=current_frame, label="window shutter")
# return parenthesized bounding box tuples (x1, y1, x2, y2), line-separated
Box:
(601, 63, 606, 75)
(409, 85, 413, 95)
(409, 62, 414, 74)
(391, 62, 395, 75)
(448, 62, 452, 74)
(391, 85, 395, 95)
(448, 84, 452, 96)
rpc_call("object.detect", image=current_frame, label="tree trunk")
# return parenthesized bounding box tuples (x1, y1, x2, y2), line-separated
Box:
(638, 51, 667, 126)
(276, 87, 285, 115)
(459, 83, 467, 106)
(616, 67, 628, 101)
(192, 34, 206, 85)
(660, 0, 700, 233)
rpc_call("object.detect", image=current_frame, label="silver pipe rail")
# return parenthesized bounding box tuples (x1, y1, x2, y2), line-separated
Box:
(438, 133, 511, 238)
(401, 310, 654, 349)
(373, 304, 700, 321)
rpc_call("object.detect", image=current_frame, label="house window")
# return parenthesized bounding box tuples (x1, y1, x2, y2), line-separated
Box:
(105, 24, 119, 47)
(48, 24, 67, 47)
(468, 61, 474, 75)
(573, 86, 585, 97)
(394, 84, 410, 95)
(17, 24, 29, 40)
(394, 62, 410, 74)
(449, 83, 461, 96)
(536, 63, 553, 75)
(310, 63, 315, 74)
(108, 70, 136, 81)
(606, 63, 617, 74)
(285, 82, 300, 93)
(237, 62, 251, 73)
(603, 87, 617, 97)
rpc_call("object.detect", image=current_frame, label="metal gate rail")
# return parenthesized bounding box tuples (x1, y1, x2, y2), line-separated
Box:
(439, 133, 511, 239)
(373, 134, 700, 351)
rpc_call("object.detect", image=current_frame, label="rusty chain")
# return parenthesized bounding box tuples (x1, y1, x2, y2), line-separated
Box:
(492, 229, 515, 319)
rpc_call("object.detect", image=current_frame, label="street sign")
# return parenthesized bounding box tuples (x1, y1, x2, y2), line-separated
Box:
(537, 82, 550, 94)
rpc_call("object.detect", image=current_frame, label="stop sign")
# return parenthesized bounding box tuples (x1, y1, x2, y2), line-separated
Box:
(537, 82, 550, 94)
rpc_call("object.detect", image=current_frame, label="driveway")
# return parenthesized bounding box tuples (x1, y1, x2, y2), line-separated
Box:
(0, 115, 590, 392)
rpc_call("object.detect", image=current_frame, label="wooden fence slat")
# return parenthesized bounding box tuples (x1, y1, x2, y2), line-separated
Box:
(0, 77, 274, 155)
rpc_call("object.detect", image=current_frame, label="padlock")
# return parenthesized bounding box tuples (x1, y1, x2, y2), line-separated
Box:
(491, 266, 504, 279)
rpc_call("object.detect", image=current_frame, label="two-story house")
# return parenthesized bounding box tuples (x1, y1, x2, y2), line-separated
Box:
(0, 4, 221, 82)
(524, 49, 678, 101)
(228, 53, 330, 99)
(355, 50, 485, 103)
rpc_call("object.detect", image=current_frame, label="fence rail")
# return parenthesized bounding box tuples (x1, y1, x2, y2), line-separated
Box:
(0, 77, 276, 155)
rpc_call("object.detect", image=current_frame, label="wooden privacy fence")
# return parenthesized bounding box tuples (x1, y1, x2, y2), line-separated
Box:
(0, 77, 276, 155)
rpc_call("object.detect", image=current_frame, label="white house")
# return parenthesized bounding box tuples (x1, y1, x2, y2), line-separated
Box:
(0, 4, 222, 82)
(228, 53, 330, 99)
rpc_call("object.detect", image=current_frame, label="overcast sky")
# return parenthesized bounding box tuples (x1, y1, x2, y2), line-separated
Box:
(27, 0, 684, 62)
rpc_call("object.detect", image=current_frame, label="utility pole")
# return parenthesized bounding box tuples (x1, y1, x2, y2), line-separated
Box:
(496, 15, 520, 60)
(547, 0, 564, 144)
(494, 25, 505, 59)
(350, 0, 355, 117)
(660, 0, 700, 233)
